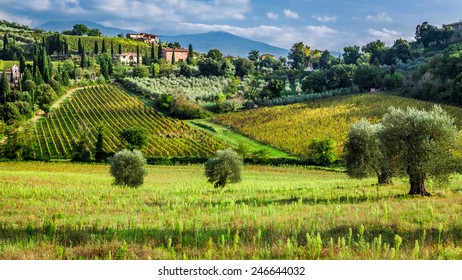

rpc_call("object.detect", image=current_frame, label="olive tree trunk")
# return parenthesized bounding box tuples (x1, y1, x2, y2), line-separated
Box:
(377, 171, 392, 184)
(408, 173, 431, 196)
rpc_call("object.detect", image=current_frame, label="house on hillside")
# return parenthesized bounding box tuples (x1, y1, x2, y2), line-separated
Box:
(162, 48, 189, 63)
(0, 65, 21, 89)
(113, 53, 142, 65)
(444, 20, 462, 30)
(126, 33, 159, 44)
(259, 54, 276, 61)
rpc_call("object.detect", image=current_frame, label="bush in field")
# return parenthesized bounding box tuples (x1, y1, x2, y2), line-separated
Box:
(344, 118, 392, 184)
(205, 148, 243, 188)
(110, 149, 147, 187)
(307, 138, 336, 166)
(120, 126, 148, 150)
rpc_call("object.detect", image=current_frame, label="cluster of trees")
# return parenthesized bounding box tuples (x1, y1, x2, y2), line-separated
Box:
(62, 24, 102, 37)
(344, 106, 458, 196)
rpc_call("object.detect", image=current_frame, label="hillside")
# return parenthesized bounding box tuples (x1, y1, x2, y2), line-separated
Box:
(159, 31, 288, 57)
(212, 93, 462, 157)
(33, 85, 224, 159)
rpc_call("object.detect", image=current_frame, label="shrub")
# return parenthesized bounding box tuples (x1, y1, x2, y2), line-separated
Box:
(120, 126, 148, 150)
(205, 148, 243, 188)
(307, 138, 336, 166)
(110, 149, 147, 187)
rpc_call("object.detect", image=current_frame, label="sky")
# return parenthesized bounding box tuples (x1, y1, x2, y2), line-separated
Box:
(1, 0, 461, 51)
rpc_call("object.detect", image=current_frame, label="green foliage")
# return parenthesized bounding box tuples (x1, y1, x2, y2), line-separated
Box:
(35, 84, 57, 112)
(71, 123, 93, 162)
(120, 126, 148, 150)
(94, 125, 106, 162)
(204, 148, 243, 188)
(0, 70, 10, 102)
(307, 138, 336, 166)
(132, 66, 149, 78)
(1, 128, 37, 160)
(109, 149, 147, 187)
(354, 64, 383, 91)
(380, 106, 459, 195)
(206, 49, 223, 60)
(344, 119, 390, 183)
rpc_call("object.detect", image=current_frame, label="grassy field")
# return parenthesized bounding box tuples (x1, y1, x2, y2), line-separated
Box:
(1, 161, 462, 260)
(212, 93, 462, 157)
(185, 119, 295, 159)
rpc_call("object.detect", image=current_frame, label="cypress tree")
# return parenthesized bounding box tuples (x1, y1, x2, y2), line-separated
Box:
(158, 41, 163, 59)
(78, 38, 83, 54)
(102, 39, 107, 53)
(80, 46, 86, 68)
(136, 45, 140, 65)
(111, 41, 114, 56)
(19, 54, 26, 73)
(171, 48, 176, 64)
(0, 70, 10, 103)
(64, 38, 69, 54)
(118, 44, 122, 54)
(94, 125, 106, 162)
(187, 44, 193, 64)
(150, 43, 155, 60)
(94, 41, 99, 55)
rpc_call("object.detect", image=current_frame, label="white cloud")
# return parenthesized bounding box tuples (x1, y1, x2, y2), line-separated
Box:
(266, 12, 279, 20)
(306, 25, 338, 34)
(313, 15, 337, 23)
(367, 28, 402, 45)
(284, 9, 300, 19)
(366, 12, 393, 23)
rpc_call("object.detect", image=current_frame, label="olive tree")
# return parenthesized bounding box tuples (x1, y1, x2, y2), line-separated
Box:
(205, 148, 243, 188)
(120, 126, 148, 150)
(344, 118, 392, 184)
(380, 106, 458, 196)
(110, 149, 147, 187)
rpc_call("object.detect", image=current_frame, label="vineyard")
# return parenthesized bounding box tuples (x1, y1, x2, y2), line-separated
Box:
(123, 76, 235, 101)
(33, 85, 224, 159)
(212, 93, 462, 157)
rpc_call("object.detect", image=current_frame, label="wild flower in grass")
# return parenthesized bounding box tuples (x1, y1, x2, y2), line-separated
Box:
(413, 240, 420, 260)
(394, 234, 402, 259)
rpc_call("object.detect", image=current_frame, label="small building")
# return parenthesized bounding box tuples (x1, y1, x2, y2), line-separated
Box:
(113, 53, 142, 65)
(126, 33, 159, 44)
(444, 20, 462, 30)
(259, 54, 276, 61)
(162, 48, 189, 63)
(11, 65, 20, 84)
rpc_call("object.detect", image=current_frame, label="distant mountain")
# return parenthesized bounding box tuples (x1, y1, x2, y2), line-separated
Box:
(159, 31, 288, 58)
(37, 20, 138, 37)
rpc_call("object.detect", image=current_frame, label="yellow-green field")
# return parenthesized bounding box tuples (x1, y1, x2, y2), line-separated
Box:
(212, 93, 462, 156)
(1, 161, 462, 260)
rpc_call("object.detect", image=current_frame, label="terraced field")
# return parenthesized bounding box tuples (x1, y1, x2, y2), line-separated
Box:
(33, 85, 224, 159)
(212, 93, 462, 157)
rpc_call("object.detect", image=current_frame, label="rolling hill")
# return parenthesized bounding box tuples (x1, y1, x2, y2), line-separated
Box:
(37, 20, 137, 37)
(159, 31, 288, 57)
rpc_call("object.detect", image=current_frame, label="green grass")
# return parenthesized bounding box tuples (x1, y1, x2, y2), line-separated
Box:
(1, 161, 462, 260)
(185, 119, 295, 159)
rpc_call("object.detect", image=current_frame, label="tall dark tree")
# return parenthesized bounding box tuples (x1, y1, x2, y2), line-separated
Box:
(118, 44, 122, 55)
(171, 48, 176, 64)
(343, 45, 361, 65)
(101, 39, 107, 53)
(136, 45, 140, 65)
(110, 41, 114, 56)
(187, 44, 193, 64)
(150, 43, 155, 60)
(80, 46, 87, 68)
(158, 41, 163, 59)
(94, 41, 99, 55)
(288, 42, 310, 69)
(248, 49, 260, 61)
(0, 70, 10, 103)
(19, 54, 26, 74)
(94, 125, 106, 162)
(78, 38, 83, 54)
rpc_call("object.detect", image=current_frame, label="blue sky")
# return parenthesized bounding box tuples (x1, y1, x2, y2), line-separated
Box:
(1, 0, 461, 50)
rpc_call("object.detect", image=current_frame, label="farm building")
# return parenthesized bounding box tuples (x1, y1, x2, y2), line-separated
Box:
(126, 33, 159, 44)
(113, 53, 142, 65)
(162, 48, 189, 63)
